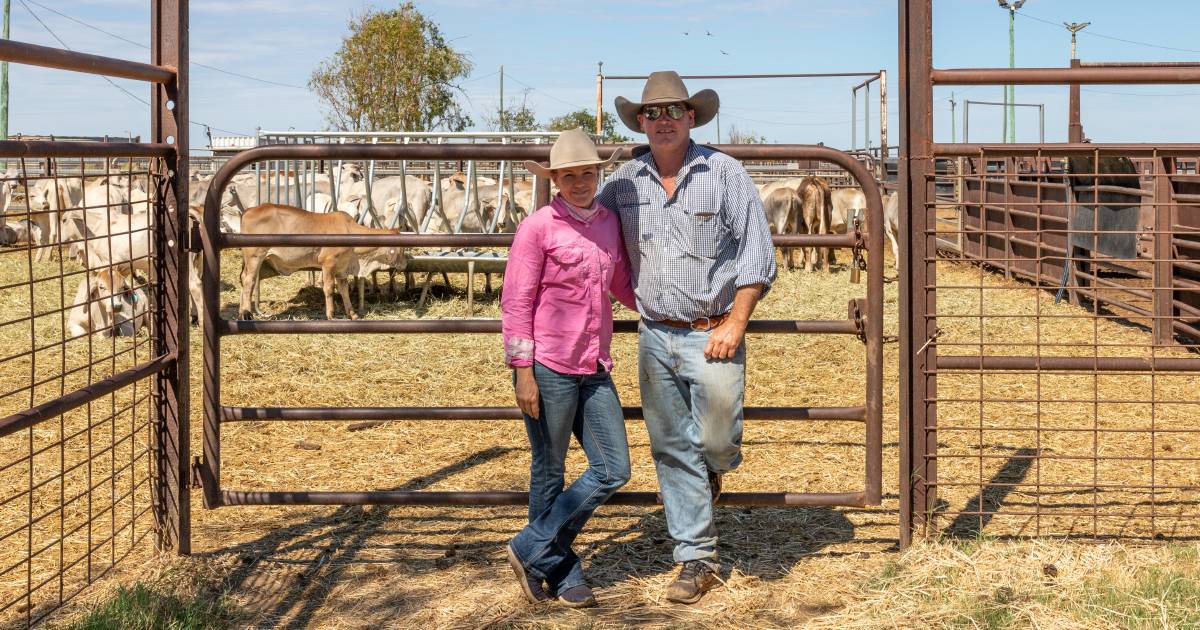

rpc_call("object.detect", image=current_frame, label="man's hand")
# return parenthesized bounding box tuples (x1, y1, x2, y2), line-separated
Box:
(704, 317, 747, 360)
(514, 367, 540, 419)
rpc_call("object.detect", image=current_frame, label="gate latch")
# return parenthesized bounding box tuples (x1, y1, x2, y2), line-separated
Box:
(187, 218, 203, 253)
(848, 298, 867, 344)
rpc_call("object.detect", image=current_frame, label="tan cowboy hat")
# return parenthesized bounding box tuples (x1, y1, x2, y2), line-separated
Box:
(522, 128, 622, 178)
(614, 70, 720, 133)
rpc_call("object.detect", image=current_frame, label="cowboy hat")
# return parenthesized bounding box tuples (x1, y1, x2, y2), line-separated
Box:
(614, 70, 720, 133)
(522, 128, 622, 178)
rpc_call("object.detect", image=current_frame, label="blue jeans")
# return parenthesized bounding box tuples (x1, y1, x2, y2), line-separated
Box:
(510, 361, 631, 593)
(638, 320, 745, 568)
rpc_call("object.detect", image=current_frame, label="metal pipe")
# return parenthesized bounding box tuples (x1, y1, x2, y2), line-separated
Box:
(605, 72, 880, 80)
(0, 354, 174, 439)
(0, 140, 172, 158)
(932, 65, 1200, 85)
(219, 489, 869, 508)
(217, 318, 862, 336)
(936, 355, 1200, 372)
(0, 38, 175, 83)
(220, 405, 868, 422)
(218, 231, 857, 249)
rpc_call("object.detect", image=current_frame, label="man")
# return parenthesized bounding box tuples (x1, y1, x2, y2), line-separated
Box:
(597, 71, 776, 604)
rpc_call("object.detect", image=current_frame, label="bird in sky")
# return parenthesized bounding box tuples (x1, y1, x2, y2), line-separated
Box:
(683, 31, 690, 35)
(720, 50, 729, 55)
(706, 30, 714, 36)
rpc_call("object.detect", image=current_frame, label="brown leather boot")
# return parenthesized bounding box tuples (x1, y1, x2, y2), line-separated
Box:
(664, 560, 719, 604)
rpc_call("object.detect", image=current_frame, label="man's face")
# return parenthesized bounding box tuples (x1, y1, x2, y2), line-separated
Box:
(638, 101, 694, 152)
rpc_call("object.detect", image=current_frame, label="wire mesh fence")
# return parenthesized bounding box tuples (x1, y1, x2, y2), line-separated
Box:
(917, 147, 1200, 540)
(0, 158, 172, 626)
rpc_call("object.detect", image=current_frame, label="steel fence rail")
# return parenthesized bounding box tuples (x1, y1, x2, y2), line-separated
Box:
(199, 142, 886, 511)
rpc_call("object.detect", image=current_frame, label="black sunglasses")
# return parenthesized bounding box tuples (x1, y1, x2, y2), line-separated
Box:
(641, 103, 689, 121)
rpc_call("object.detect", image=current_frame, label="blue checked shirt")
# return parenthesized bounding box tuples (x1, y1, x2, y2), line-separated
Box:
(597, 141, 777, 322)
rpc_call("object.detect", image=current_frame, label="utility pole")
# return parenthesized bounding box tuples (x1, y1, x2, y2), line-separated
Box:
(950, 92, 956, 143)
(1, 0, 10, 166)
(1064, 21, 1090, 60)
(595, 61, 603, 137)
(998, 0, 1025, 143)
(498, 65, 504, 131)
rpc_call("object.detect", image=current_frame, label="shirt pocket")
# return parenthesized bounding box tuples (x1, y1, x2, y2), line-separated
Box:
(547, 245, 585, 267)
(671, 209, 728, 259)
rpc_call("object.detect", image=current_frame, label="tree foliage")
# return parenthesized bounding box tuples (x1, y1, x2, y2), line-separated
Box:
(484, 89, 540, 132)
(727, 125, 768, 144)
(309, 3, 473, 132)
(545, 109, 631, 143)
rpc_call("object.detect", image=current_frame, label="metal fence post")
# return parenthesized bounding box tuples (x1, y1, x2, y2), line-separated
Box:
(150, 0, 189, 555)
(899, 0, 936, 548)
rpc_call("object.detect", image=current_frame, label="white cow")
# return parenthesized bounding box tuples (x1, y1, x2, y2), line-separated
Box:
(66, 271, 148, 339)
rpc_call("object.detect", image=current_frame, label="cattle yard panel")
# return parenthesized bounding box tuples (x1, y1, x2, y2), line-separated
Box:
(197, 143, 885, 511)
(899, 0, 1200, 547)
(253, 130, 559, 233)
(0, 2, 188, 626)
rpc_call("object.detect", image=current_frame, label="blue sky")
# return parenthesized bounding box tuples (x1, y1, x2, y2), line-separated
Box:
(5, 1, 1199, 150)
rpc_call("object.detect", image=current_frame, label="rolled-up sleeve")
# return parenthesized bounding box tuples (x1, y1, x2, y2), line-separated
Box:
(724, 165, 777, 296)
(500, 220, 543, 367)
(609, 231, 638, 312)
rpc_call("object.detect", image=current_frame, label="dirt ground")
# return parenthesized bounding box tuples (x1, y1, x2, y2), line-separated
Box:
(2, 242, 1198, 628)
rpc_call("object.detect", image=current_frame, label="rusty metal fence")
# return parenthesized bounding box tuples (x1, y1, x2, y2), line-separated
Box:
(196, 143, 886, 511)
(0, 2, 189, 626)
(899, 0, 1200, 545)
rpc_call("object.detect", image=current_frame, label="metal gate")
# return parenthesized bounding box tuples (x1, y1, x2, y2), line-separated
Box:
(0, 2, 189, 626)
(899, 0, 1200, 545)
(196, 143, 886, 510)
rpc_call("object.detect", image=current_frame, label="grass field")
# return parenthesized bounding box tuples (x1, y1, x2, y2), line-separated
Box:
(2, 242, 1198, 628)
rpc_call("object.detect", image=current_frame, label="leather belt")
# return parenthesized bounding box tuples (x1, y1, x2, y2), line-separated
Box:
(656, 312, 730, 331)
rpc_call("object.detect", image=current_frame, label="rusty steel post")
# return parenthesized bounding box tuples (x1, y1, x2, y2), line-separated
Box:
(1069, 59, 1083, 143)
(898, 0, 936, 548)
(1153, 154, 1175, 345)
(150, 0, 189, 556)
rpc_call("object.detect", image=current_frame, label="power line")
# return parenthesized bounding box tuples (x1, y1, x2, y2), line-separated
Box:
(24, 0, 307, 89)
(1016, 9, 1200, 55)
(722, 112, 853, 127)
(19, 0, 246, 137)
(503, 72, 588, 112)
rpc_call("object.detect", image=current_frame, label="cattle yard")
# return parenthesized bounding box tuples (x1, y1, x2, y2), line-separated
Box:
(0, 0, 1199, 628)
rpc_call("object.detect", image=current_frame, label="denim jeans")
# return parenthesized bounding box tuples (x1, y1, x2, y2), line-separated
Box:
(638, 320, 745, 567)
(510, 361, 631, 593)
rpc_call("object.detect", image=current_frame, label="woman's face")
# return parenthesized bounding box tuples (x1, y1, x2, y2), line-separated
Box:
(551, 165, 599, 208)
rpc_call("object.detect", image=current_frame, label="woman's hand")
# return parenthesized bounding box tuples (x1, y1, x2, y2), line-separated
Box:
(515, 367, 540, 419)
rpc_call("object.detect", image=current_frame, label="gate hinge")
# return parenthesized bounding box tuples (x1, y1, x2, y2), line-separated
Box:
(187, 218, 203, 254)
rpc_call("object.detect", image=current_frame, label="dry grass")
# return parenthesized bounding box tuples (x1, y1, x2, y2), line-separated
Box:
(1, 240, 1198, 627)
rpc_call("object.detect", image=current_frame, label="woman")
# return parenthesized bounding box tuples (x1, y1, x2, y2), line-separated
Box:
(501, 128, 635, 607)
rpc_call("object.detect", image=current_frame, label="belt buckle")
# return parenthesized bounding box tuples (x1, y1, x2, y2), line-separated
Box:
(690, 316, 711, 331)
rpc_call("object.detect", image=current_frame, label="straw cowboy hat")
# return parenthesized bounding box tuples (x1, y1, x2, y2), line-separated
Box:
(523, 128, 622, 178)
(614, 70, 720, 133)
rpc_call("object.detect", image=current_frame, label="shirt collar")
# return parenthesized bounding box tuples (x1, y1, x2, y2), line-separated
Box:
(634, 140, 707, 183)
(551, 195, 606, 224)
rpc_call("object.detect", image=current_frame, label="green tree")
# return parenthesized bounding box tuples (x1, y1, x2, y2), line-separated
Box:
(484, 89, 539, 132)
(309, 3, 473, 132)
(545, 109, 631, 143)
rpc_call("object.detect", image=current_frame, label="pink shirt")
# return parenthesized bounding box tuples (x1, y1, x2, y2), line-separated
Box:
(501, 196, 637, 374)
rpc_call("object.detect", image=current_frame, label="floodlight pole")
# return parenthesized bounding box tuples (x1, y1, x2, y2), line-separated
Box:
(998, 0, 1025, 143)
(1064, 21, 1090, 60)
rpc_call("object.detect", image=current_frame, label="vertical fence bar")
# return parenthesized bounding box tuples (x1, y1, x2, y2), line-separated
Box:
(150, 0, 189, 555)
(1153, 154, 1175, 345)
(899, 0, 936, 547)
